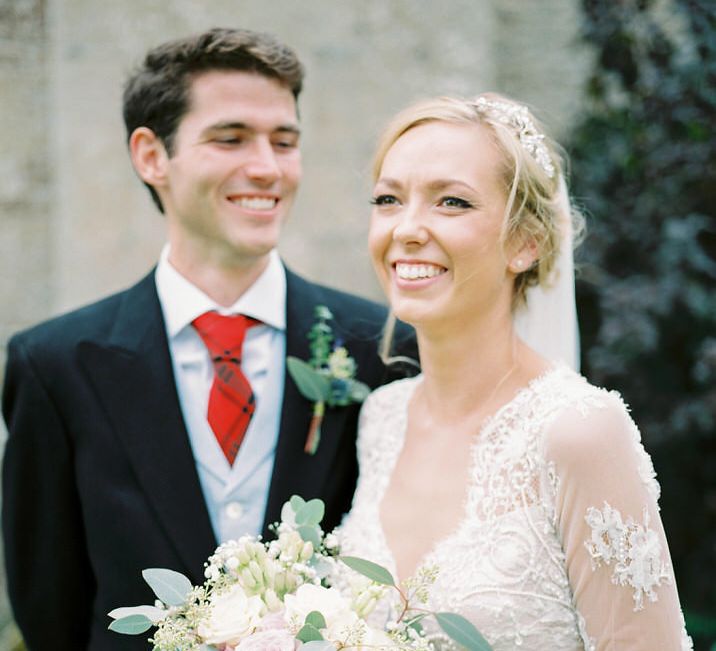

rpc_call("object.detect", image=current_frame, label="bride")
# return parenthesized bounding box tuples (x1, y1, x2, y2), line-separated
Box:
(337, 93, 692, 650)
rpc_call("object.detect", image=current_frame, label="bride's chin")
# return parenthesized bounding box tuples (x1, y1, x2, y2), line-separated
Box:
(390, 300, 439, 329)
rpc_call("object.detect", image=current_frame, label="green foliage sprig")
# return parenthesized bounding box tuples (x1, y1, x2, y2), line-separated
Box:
(287, 306, 370, 455)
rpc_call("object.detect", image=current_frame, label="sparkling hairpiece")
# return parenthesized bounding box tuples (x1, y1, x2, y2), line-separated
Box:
(473, 96, 555, 178)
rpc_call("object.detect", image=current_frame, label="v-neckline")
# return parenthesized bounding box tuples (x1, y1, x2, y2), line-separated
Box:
(375, 366, 562, 585)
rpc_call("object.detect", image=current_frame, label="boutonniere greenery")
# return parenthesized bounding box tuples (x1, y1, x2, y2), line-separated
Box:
(287, 305, 370, 455)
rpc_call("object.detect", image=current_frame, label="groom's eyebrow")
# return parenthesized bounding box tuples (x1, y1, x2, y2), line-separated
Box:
(206, 121, 301, 135)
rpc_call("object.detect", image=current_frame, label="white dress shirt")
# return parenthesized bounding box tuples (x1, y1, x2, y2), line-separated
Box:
(155, 246, 286, 542)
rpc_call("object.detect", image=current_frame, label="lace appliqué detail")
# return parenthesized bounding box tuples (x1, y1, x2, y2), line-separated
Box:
(584, 502, 670, 611)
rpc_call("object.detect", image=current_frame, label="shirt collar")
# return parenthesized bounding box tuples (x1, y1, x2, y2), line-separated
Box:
(155, 245, 287, 339)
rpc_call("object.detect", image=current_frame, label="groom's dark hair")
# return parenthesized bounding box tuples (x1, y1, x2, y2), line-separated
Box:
(122, 27, 304, 212)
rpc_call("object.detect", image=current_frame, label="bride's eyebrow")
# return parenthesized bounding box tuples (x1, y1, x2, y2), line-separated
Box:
(373, 177, 402, 191)
(426, 179, 478, 194)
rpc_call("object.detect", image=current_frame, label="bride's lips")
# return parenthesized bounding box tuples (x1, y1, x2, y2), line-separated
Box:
(391, 259, 448, 289)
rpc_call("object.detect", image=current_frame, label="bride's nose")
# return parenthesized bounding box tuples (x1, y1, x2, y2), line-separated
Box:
(392, 204, 429, 246)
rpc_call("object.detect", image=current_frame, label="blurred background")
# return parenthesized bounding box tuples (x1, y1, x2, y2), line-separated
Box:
(1, 0, 713, 649)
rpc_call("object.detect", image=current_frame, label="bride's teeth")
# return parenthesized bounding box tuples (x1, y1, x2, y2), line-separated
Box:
(396, 263, 445, 280)
(230, 197, 277, 210)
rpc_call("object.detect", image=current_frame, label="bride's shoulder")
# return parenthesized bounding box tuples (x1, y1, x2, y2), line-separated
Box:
(538, 364, 627, 415)
(360, 375, 421, 418)
(540, 367, 660, 498)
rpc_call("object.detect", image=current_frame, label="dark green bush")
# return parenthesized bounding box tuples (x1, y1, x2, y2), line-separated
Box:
(569, 1, 716, 648)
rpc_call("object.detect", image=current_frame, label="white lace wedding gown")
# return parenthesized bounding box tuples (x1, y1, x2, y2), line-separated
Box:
(338, 366, 692, 650)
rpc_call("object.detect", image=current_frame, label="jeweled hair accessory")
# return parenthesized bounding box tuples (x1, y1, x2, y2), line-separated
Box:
(473, 96, 555, 178)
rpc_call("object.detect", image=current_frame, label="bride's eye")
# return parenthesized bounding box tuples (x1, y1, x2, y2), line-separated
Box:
(440, 196, 473, 209)
(370, 194, 399, 206)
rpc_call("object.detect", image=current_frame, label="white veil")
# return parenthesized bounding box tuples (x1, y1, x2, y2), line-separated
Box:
(514, 176, 580, 370)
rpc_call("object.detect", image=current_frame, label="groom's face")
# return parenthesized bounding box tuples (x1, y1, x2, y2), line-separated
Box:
(155, 70, 302, 271)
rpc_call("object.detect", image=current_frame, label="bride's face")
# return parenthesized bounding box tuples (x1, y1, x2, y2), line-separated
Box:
(369, 121, 518, 330)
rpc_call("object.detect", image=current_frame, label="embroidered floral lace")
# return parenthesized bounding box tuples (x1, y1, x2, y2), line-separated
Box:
(338, 366, 692, 650)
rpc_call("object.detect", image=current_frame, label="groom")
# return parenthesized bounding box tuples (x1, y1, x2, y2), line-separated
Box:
(2, 28, 414, 650)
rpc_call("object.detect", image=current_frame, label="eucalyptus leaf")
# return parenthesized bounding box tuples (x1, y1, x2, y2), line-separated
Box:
(348, 379, 370, 402)
(339, 556, 395, 586)
(281, 500, 296, 525)
(290, 495, 306, 514)
(108, 605, 167, 624)
(108, 614, 153, 635)
(142, 568, 193, 607)
(287, 357, 332, 401)
(294, 498, 325, 526)
(297, 524, 322, 547)
(405, 613, 427, 635)
(296, 623, 323, 643)
(434, 612, 493, 651)
(305, 610, 327, 630)
(300, 641, 337, 650)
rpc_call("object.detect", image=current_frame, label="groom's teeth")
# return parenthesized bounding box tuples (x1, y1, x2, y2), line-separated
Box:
(395, 263, 446, 280)
(230, 197, 277, 210)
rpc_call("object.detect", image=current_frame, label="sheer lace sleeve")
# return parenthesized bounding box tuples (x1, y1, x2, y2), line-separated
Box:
(545, 391, 692, 651)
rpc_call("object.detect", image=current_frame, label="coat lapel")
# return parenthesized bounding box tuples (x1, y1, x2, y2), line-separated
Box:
(262, 270, 353, 532)
(77, 273, 216, 582)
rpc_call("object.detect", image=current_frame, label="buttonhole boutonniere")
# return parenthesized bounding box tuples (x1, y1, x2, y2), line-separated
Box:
(287, 305, 370, 455)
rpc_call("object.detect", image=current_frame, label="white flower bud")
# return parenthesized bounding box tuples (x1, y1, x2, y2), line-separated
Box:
(264, 588, 283, 612)
(263, 559, 275, 585)
(241, 567, 257, 589)
(300, 541, 314, 561)
(249, 560, 264, 584)
(357, 595, 377, 618)
(273, 572, 285, 594)
(284, 571, 297, 593)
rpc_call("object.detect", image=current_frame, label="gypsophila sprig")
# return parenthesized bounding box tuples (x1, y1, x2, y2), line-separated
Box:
(287, 305, 370, 455)
(109, 494, 493, 651)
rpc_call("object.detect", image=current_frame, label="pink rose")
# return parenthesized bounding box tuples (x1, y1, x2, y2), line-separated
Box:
(234, 629, 298, 651)
(257, 611, 289, 632)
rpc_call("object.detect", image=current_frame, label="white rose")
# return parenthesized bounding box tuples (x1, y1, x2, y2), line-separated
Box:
(234, 629, 298, 651)
(361, 626, 395, 650)
(283, 584, 352, 630)
(324, 615, 392, 649)
(198, 584, 264, 646)
(324, 609, 361, 643)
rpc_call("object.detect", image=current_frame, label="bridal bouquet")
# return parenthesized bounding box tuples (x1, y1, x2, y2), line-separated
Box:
(109, 496, 492, 650)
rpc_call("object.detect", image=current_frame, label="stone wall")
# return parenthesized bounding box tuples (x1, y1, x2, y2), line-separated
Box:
(0, 0, 591, 644)
(0, 1, 48, 645)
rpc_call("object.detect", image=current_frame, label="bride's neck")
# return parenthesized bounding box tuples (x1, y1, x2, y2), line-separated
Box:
(415, 314, 537, 425)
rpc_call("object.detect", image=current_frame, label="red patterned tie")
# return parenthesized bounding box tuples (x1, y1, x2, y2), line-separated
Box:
(192, 311, 259, 465)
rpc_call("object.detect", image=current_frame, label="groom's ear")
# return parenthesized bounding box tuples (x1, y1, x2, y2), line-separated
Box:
(129, 127, 170, 189)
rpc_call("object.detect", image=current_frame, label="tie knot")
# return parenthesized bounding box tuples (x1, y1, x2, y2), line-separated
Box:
(192, 311, 260, 358)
